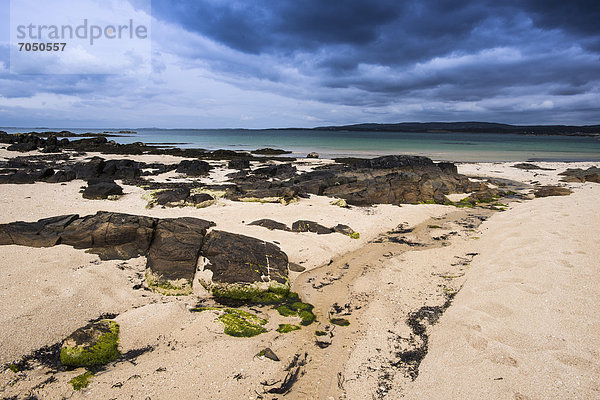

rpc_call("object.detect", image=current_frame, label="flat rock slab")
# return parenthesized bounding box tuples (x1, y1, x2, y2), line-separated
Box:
(0, 214, 79, 247)
(248, 219, 289, 231)
(534, 186, 573, 197)
(291, 220, 333, 234)
(61, 212, 157, 260)
(201, 230, 288, 285)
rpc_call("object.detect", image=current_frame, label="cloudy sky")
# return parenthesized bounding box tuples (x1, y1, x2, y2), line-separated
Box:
(1, 0, 599, 128)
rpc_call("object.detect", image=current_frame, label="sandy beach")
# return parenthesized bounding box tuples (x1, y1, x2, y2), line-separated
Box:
(0, 143, 598, 400)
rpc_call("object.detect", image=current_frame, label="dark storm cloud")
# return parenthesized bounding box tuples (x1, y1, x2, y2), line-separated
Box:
(152, 0, 600, 112)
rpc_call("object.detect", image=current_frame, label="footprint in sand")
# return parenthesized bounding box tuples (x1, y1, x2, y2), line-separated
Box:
(489, 352, 519, 367)
(465, 333, 488, 351)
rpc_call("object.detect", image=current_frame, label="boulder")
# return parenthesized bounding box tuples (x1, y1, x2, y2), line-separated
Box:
(146, 217, 214, 282)
(7, 142, 38, 152)
(155, 188, 190, 206)
(288, 263, 306, 272)
(176, 160, 211, 176)
(332, 224, 356, 236)
(248, 219, 289, 231)
(82, 180, 123, 200)
(187, 192, 214, 206)
(201, 230, 288, 284)
(306, 152, 319, 159)
(60, 211, 157, 259)
(228, 158, 250, 170)
(73, 156, 105, 180)
(60, 320, 120, 367)
(291, 220, 333, 234)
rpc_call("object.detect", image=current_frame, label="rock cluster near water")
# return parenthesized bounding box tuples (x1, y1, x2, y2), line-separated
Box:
(559, 167, 600, 183)
(0, 212, 289, 291)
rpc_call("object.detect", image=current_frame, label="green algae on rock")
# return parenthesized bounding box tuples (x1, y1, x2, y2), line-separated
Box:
(69, 371, 94, 390)
(60, 320, 120, 368)
(192, 307, 268, 337)
(276, 324, 301, 333)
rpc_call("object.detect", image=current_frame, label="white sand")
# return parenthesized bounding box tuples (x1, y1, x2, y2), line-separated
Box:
(402, 182, 600, 399)
(0, 153, 598, 399)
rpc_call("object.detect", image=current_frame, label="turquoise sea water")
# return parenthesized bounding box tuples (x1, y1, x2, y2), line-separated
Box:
(3, 127, 600, 162)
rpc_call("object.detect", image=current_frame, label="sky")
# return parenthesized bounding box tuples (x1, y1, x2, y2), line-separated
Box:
(0, 0, 599, 129)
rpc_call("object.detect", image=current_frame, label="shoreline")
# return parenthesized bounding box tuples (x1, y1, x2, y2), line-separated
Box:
(0, 143, 598, 399)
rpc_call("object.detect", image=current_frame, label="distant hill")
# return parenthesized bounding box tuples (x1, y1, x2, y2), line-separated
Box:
(312, 122, 600, 136)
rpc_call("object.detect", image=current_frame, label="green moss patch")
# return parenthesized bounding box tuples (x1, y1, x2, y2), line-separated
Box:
(276, 305, 297, 317)
(69, 371, 94, 391)
(212, 284, 291, 306)
(60, 321, 120, 368)
(330, 318, 350, 326)
(218, 309, 268, 337)
(276, 324, 301, 333)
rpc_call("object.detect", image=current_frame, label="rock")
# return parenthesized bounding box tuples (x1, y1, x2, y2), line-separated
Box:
(512, 163, 554, 170)
(306, 152, 319, 159)
(437, 162, 458, 174)
(291, 220, 333, 234)
(7, 142, 38, 152)
(259, 347, 280, 361)
(176, 160, 211, 176)
(7, 171, 36, 184)
(187, 193, 214, 206)
(45, 170, 76, 183)
(288, 263, 306, 273)
(533, 186, 573, 197)
(73, 157, 105, 180)
(228, 158, 250, 170)
(61, 211, 156, 259)
(252, 163, 296, 178)
(146, 217, 214, 282)
(248, 219, 289, 231)
(354, 155, 435, 169)
(201, 230, 288, 285)
(251, 148, 291, 155)
(82, 180, 123, 200)
(0, 214, 79, 247)
(559, 167, 600, 183)
(60, 320, 120, 367)
(102, 159, 141, 180)
(332, 224, 356, 236)
(155, 188, 190, 206)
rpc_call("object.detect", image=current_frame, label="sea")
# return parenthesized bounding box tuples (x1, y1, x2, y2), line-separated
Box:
(2, 127, 600, 162)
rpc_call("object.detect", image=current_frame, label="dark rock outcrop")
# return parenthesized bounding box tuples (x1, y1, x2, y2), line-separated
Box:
(155, 188, 190, 206)
(306, 152, 319, 159)
(0, 212, 293, 290)
(176, 160, 211, 176)
(228, 158, 250, 170)
(0, 214, 79, 247)
(291, 220, 333, 234)
(559, 167, 600, 183)
(248, 219, 289, 231)
(60, 212, 157, 260)
(147, 218, 214, 281)
(82, 180, 123, 200)
(201, 230, 288, 284)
